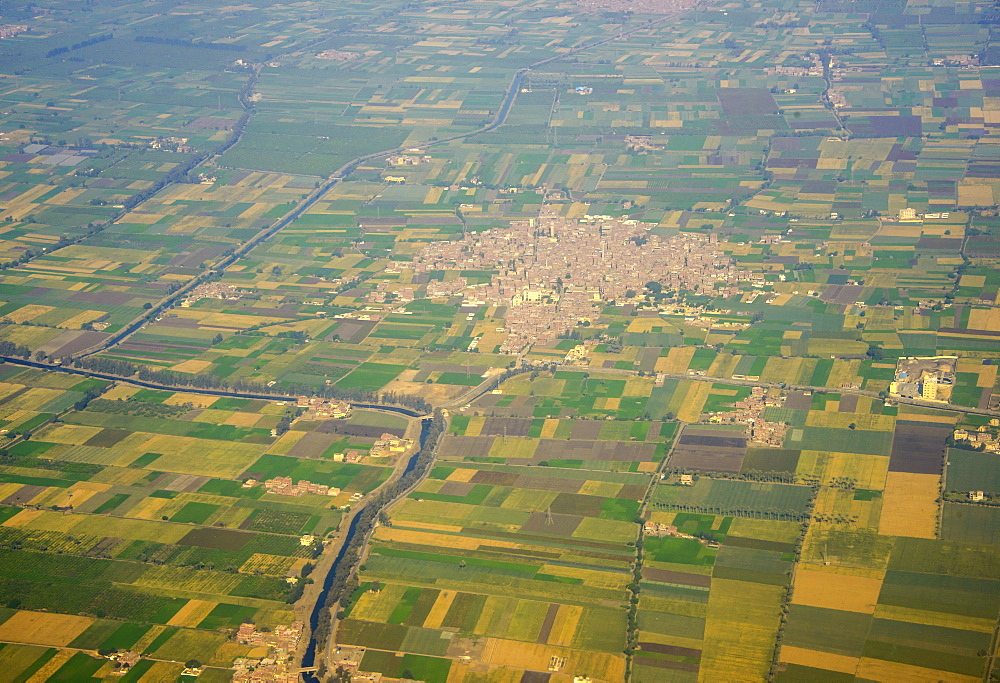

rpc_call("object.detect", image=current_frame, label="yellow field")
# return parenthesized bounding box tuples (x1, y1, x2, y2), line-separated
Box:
(780, 645, 858, 675)
(481, 638, 625, 682)
(804, 411, 894, 431)
(895, 409, 956, 424)
(141, 434, 263, 477)
(655, 346, 695, 373)
(573, 516, 636, 542)
(761, 356, 804, 384)
(699, 579, 783, 682)
(70, 513, 190, 543)
(167, 599, 218, 627)
(374, 526, 517, 551)
(350, 584, 407, 623)
(878, 472, 939, 538)
(626, 317, 668, 333)
(623, 375, 652, 397)
(539, 564, 628, 589)
(855, 657, 979, 682)
(957, 182, 993, 207)
(60, 310, 106, 329)
(101, 385, 140, 400)
(27, 649, 78, 681)
(540, 418, 560, 438)
(463, 416, 484, 437)
(578, 480, 622, 497)
(488, 436, 537, 460)
(963, 307, 1000, 333)
(422, 590, 457, 630)
(48, 481, 109, 509)
(224, 411, 262, 428)
(3, 508, 45, 527)
(35, 423, 103, 445)
(123, 495, 169, 520)
(0, 611, 93, 646)
(796, 450, 888, 490)
(792, 568, 883, 613)
(267, 429, 305, 455)
(547, 604, 583, 647)
(239, 553, 295, 576)
(876, 222, 925, 238)
(3, 387, 63, 411)
(676, 382, 711, 423)
(597, 397, 620, 411)
(159, 391, 217, 408)
(708, 352, 741, 378)
(0, 482, 21, 502)
(396, 499, 475, 525)
(6, 304, 55, 323)
(473, 595, 511, 636)
(977, 364, 997, 388)
(874, 603, 996, 633)
(171, 359, 214, 374)
(395, 520, 465, 533)
(825, 359, 863, 387)
(445, 468, 477, 483)
(446, 662, 522, 683)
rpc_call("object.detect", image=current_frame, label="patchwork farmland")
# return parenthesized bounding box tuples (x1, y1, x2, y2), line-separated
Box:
(0, 0, 998, 680)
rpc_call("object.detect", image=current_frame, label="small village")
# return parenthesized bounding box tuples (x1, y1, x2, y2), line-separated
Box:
(953, 418, 1000, 453)
(643, 520, 720, 548)
(179, 282, 246, 308)
(259, 476, 339, 497)
(232, 622, 304, 683)
(296, 396, 352, 420)
(707, 386, 789, 447)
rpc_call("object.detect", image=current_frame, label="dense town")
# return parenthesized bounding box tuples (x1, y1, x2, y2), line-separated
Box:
(415, 214, 748, 354)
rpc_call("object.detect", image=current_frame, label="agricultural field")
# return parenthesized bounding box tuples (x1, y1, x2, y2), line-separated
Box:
(339, 444, 654, 681)
(0, 0, 998, 680)
(0, 365, 413, 678)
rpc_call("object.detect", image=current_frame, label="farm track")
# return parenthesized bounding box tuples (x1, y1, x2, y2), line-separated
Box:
(441, 361, 1000, 418)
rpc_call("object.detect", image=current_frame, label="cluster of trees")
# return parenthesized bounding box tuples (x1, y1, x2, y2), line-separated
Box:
(623, 531, 643, 664)
(72, 383, 109, 412)
(651, 501, 808, 522)
(135, 36, 246, 52)
(665, 467, 799, 485)
(285, 576, 313, 603)
(274, 413, 295, 436)
(68, 355, 430, 413)
(946, 434, 989, 452)
(0, 450, 101, 476)
(45, 32, 111, 58)
(86, 397, 191, 418)
(0, 341, 32, 358)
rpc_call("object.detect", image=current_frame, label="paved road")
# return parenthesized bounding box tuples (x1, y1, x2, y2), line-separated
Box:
(440, 361, 999, 418)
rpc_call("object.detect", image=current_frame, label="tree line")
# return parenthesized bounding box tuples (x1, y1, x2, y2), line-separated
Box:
(45, 32, 111, 58)
(68, 355, 431, 413)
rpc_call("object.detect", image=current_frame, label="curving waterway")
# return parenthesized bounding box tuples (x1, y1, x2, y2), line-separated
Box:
(300, 416, 433, 680)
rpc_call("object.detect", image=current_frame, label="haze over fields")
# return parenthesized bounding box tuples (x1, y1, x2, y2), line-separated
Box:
(0, 0, 998, 681)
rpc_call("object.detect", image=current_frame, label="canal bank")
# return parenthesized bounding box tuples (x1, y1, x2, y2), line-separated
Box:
(298, 413, 442, 680)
